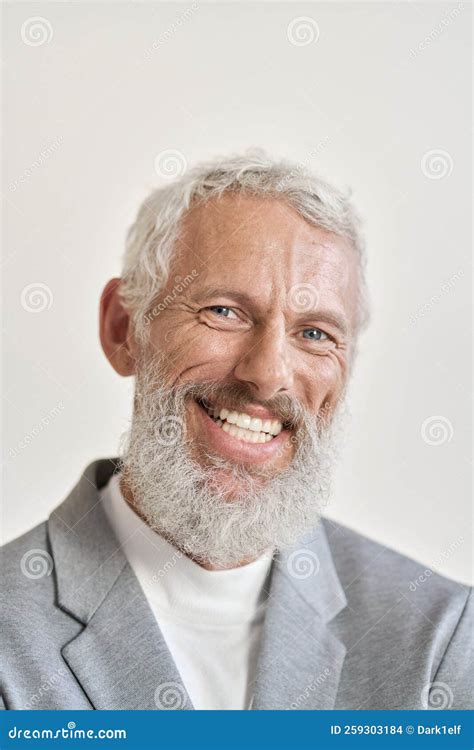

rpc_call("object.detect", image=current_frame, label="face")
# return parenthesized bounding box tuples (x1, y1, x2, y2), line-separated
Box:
(101, 193, 360, 566)
(142, 194, 358, 479)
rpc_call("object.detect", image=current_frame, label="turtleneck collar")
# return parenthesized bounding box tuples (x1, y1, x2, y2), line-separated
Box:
(100, 472, 274, 627)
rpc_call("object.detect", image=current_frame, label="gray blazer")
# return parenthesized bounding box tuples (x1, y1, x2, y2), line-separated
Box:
(1, 458, 472, 710)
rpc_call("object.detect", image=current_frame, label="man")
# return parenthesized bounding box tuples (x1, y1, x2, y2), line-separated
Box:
(1, 151, 472, 710)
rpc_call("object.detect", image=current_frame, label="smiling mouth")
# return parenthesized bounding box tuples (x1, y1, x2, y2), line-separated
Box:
(196, 398, 289, 444)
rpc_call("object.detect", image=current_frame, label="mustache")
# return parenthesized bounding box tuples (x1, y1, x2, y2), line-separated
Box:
(134, 354, 336, 435)
(162, 379, 319, 433)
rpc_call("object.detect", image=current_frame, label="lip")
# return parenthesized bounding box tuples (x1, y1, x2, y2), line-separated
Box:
(191, 399, 292, 465)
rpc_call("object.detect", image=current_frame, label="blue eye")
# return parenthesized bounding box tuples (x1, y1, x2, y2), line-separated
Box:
(210, 306, 230, 316)
(208, 305, 237, 319)
(302, 328, 328, 341)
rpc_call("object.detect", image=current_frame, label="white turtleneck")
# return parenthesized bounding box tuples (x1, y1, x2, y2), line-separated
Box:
(99, 472, 273, 710)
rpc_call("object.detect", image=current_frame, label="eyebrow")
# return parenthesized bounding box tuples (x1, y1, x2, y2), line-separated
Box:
(190, 286, 350, 336)
(189, 286, 253, 308)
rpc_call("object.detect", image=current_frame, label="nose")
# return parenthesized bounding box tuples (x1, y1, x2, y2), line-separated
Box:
(233, 321, 294, 401)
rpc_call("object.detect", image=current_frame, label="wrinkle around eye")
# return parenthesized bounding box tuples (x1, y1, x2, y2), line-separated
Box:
(198, 308, 249, 331)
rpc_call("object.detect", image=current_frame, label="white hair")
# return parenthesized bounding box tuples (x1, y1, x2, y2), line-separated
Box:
(120, 149, 369, 342)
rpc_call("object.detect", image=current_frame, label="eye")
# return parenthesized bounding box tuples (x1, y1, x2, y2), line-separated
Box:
(207, 305, 238, 319)
(302, 328, 329, 341)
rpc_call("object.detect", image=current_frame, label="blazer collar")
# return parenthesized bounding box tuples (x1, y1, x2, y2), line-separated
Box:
(48, 457, 127, 624)
(48, 458, 193, 710)
(49, 458, 347, 710)
(251, 521, 347, 710)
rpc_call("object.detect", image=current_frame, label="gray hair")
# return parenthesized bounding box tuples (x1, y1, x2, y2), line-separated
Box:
(120, 149, 369, 342)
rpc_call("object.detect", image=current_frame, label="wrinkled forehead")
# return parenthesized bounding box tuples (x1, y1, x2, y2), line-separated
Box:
(175, 193, 360, 326)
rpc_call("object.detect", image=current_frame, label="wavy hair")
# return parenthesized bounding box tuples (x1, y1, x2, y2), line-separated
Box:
(120, 149, 369, 343)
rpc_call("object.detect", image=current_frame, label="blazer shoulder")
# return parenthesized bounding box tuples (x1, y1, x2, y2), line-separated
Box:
(0, 521, 55, 605)
(322, 517, 471, 608)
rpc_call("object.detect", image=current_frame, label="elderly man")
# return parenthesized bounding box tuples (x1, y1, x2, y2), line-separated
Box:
(1, 152, 472, 711)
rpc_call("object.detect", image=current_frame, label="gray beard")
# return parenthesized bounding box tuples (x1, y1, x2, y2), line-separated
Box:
(120, 356, 347, 569)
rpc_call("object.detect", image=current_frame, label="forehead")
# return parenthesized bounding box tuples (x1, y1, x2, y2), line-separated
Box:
(175, 193, 359, 323)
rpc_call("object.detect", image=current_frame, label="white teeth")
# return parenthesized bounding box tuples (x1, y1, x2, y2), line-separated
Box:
(269, 420, 282, 436)
(249, 417, 262, 432)
(236, 413, 251, 429)
(220, 420, 276, 444)
(209, 405, 283, 441)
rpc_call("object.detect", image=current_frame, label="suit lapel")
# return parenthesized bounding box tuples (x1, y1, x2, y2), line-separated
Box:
(48, 458, 193, 710)
(252, 521, 347, 710)
(61, 564, 192, 709)
(49, 459, 347, 711)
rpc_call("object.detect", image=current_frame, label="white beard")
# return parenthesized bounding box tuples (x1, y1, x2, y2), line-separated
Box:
(120, 355, 347, 569)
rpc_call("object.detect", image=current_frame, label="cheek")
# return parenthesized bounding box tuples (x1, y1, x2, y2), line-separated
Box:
(149, 319, 243, 378)
(301, 353, 346, 412)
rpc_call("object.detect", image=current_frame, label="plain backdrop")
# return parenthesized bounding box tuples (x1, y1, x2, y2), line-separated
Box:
(2, 1, 472, 584)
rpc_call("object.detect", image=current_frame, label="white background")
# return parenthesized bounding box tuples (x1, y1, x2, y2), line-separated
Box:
(2, 1, 472, 583)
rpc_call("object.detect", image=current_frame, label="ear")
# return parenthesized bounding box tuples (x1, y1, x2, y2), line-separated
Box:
(99, 278, 137, 376)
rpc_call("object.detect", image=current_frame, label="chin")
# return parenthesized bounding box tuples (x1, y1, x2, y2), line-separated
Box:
(205, 468, 263, 501)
